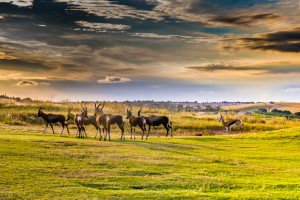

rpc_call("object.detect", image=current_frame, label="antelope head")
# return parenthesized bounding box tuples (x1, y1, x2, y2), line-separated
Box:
(81, 104, 88, 118)
(37, 107, 42, 117)
(94, 102, 104, 116)
(138, 109, 142, 117)
(219, 114, 224, 122)
(126, 107, 133, 119)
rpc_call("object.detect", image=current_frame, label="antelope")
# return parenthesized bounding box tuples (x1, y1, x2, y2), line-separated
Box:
(67, 108, 101, 138)
(219, 114, 243, 133)
(94, 103, 125, 141)
(37, 108, 70, 135)
(126, 108, 147, 140)
(75, 105, 88, 138)
(138, 109, 172, 139)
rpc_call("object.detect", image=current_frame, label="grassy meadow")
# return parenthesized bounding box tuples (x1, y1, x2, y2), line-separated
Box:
(0, 99, 299, 199)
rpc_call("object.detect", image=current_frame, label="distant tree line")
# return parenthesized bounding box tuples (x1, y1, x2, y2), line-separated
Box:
(257, 108, 300, 119)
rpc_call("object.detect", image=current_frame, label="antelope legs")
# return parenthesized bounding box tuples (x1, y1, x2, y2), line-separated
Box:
(118, 123, 125, 140)
(130, 126, 136, 140)
(65, 124, 70, 134)
(104, 126, 111, 141)
(164, 124, 170, 137)
(43, 124, 48, 134)
(154, 126, 160, 138)
(50, 123, 55, 134)
(60, 123, 64, 136)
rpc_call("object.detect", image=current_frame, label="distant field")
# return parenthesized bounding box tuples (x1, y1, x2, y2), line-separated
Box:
(1, 99, 300, 136)
(223, 102, 300, 113)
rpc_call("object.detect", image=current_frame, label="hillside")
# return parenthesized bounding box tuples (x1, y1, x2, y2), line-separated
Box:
(222, 102, 300, 113)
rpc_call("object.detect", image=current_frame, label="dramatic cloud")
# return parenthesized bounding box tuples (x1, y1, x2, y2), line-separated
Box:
(16, 80, 50, 87)
(240, 28, 300, 52)
(97, 76, 132, 84)
(211, 13, 280, 26)
(0, 0, 299, 101)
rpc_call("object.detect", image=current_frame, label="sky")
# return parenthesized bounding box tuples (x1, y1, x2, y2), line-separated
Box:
(0, 0, 299, 102)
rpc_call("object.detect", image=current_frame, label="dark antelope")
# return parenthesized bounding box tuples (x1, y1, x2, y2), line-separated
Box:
(67, 109, 101, 138)
(75, 105, 88, 138)
(94, 103, 125, 141)
(37, 108, 70, 135)
(126, 108, 147, 139)
(138, 109, 172, 139)
(219, 114, 243, 132)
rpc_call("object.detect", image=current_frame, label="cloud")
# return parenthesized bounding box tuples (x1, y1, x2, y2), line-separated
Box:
(186, 62, 300, 75)
(211, 13, 280, 27)
(0, 58, 52, 71)
(2, 0, 32, 7)
(239, 28, 300, 52)
(97, 76, 132, 84)
(16, 80, 50, 87)
(75, 21, 131, 32)
(186, 62, 255, 72)
(283, 88, 300, 93)
(56, 0, 165, 21)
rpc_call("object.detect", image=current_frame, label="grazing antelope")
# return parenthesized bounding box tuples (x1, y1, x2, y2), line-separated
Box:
(138, 109, 172, 139)
(94, 103, 125, 141)
(126, 108, 147, 139)
(219, 114, 243, 133)
(67, 108, 101, 138)
(75, 105, 88, 138)
(37, 108, 70, 135)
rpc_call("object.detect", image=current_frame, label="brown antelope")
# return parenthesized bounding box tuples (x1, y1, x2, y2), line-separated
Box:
(94, 103, 125, 141)
(219, 114, 243, 133)
(126, 108, 147, 139)
(67, 108, 101, 138)
(37, 108, 70, 135)
(75, 105, 88, 138)
(138, 109, 172, 139)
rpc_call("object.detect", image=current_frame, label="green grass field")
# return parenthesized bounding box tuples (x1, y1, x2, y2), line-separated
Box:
(0, 125, 299, 199)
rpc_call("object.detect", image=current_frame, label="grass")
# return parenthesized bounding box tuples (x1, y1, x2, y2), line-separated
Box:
(0, 125, 299, 199)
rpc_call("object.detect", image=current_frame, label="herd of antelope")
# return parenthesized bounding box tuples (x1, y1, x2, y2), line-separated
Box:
(37, 103, 173, 141)
(37, 103, 243, 140)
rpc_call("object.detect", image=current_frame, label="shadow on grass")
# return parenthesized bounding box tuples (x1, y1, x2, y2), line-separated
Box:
(78, 183, 121, 190)
(113, 140, 223, 156)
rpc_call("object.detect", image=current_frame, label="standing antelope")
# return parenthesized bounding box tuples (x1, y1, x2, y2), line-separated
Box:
(94, 103, 125, 141)
(37, 108, 70, 135)
(67, 108, 101, 138)
(75, 105, 88, 138)
(138, 109, 172, 139)
(219, 114, 243, 133)
(126, 108, 147, 140)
